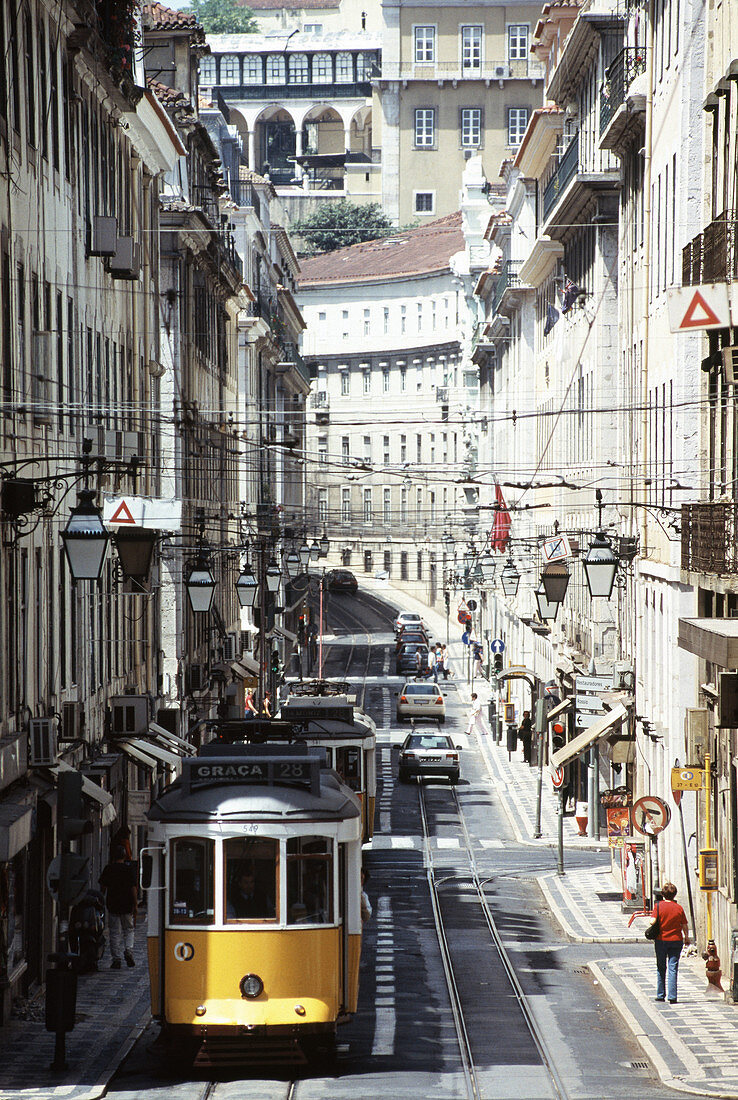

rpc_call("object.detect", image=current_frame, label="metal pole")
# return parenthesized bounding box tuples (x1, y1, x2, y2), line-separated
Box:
(677, 801, 697, 942)
(534, 691, 543, 838)
(587, 742, 597, 838)
(318, 572, 324, 679)
(258, 547, 267, 709)
(557, 788, 565, 875)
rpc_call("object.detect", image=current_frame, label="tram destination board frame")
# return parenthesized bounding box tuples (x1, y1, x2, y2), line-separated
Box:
(183, 747, 321, 795)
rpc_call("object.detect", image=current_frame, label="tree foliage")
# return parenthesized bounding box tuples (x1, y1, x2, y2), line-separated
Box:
(291, 200, 398, 254)
(187, 0, 259, 34)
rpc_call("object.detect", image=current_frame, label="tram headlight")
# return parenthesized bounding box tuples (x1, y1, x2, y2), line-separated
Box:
(239, 973, 264, 999)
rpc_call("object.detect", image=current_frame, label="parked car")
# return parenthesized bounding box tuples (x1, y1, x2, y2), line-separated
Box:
(398, 732, 460, 783)
(394, 611, 424, 636)
(328, 569, 358, 594)
(396, 682, 446, 723)
(396, 643, 429, 676)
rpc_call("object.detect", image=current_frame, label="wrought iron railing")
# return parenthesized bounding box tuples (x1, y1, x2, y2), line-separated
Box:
(681, 503, 738, 574)
(600, 47, 646, 133)
(216, 81, 372, 100)
(682, 211, 738, 285)
(542, 133, 579, 220)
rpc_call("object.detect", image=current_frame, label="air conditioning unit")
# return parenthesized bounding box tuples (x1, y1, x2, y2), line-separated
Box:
(494, 65, 510, 79)
(718, 671, 738, 727)
(29, 718, 58, 766)
(185, 664, 208, 695)
(223, 632, 240, 662)
(612, 663, 635, 691)
(722, 346, 738, 385)
(60, 701, 82, 741)
(31, 333, 54, 424)
(110, 694, 149, 737)
(87, 215, 118, 257)
(106, 236, 141, 280)
(685, 708, 709, 765)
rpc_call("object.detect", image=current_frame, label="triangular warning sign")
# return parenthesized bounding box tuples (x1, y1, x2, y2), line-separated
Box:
(110, 500, 136, 525)
(679, 290, 723, 329)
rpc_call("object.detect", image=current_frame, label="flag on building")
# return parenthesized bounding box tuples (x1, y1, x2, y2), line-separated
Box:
(560, 277, 581, 314)
(543, 302, 560, 335)
(491, 482, 511, 552)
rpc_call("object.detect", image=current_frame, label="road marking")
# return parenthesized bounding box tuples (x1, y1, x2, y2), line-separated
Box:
(370, 895, 396, 1057)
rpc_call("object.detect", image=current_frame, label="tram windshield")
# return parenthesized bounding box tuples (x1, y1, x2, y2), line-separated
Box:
(170, 837, 215, 925)
(224, 838, 278, 922)
(287, 837, 333, 924)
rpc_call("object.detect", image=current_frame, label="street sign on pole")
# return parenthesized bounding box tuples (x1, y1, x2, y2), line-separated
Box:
(575, 711, 606, 729)
(551, 766, 565, 788)
(490, 639, 505, 654)
(574, 675, 612, 692)
(575, 694, 605, 712)
(667, 284, 732, 332)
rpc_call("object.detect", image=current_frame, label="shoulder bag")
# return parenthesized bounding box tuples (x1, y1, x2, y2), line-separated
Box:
(644, 901, 660, 941)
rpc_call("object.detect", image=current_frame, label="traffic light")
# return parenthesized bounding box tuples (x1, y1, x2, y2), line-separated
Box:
(494, 652, 504, 672)
(270, 650, 280, 675)
(58, 771, 93, 845)
(551, 721, 566, 751)
(444, 591, 450, 612)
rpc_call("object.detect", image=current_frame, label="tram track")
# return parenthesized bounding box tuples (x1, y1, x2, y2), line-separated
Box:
(418, 781, 571, 1100)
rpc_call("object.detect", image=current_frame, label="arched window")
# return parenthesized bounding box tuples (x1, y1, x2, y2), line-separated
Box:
(356, 52, 374, 80)
(289, 53, 309, 83)
(335, 52, 353, 82)
(199, 56, 216, 86)
(313, 53, 332, 83)
(219, 55, 241, 85)
(266, 54, 286, 83)
(243, 55, 262, 82)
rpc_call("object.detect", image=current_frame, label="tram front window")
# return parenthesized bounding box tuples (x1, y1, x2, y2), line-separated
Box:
(225, 838, 277, 921)
(335, 747, 361, 792)
(287, 837, 333, 924)
(170, 838, 214, 924)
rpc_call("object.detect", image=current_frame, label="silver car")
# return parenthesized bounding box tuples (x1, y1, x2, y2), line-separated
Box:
(398, 732, 460, 784)
(396, 682, 446, 723)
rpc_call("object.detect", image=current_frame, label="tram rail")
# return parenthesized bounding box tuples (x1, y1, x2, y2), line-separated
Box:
(417, 781, 571, 1100)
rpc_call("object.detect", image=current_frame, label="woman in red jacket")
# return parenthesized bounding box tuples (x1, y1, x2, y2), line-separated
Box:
(653, 882, 689, 1004)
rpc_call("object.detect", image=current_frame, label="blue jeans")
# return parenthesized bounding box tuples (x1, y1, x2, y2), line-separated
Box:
(655, 940, 682, 1001)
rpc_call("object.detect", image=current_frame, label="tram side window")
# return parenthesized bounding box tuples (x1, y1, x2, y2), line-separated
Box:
(287, 837, 333, 924)
(170, 838, 214, 924)
(225, 838, 278, 921)
(334, 747, 361, 792)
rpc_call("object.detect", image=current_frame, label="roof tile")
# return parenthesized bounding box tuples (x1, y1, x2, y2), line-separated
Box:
(142, 3, 201, 29)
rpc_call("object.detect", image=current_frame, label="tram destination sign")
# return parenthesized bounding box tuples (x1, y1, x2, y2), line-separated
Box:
(183, 754, 319, 795)
(280, 703, 354, 723)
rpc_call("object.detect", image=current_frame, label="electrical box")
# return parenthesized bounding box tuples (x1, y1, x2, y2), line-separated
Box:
(685, 708, 709, 765)
(88, 215, 117, 257)
(699, 848, 718, 890)
(29, 718, 57, 766)
(503, 702, 516, 723)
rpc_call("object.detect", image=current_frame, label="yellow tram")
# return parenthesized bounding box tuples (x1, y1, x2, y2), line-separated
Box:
(143, 743, 363, 1060)
(279, 687, 377, 842)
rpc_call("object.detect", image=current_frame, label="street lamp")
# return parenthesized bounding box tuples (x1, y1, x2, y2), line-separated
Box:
(61, 489, 109, 581)
(500, 555, 520, 597)
(309, 539, 321, 562)
(265, 557, 282, 593)
(284, 549, 301, 579)
(235, 561, 258, 607)
(535, 583, 560, 622)
(298, 540, 311, 569)
(541, 562, 570, 604)
(185, 556, 217, 614)
(583, 531, 619, 598)
(479, 550, 496, 583)
(319, 532, 329, 558)
(113, 528, 157, 583)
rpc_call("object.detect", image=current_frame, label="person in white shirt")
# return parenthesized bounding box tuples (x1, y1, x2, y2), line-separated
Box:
(466, 692, 489, 736)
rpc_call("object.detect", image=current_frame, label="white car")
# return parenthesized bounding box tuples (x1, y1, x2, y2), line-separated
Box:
(396, 681, 446, 723)
(394, 611, 425, 636)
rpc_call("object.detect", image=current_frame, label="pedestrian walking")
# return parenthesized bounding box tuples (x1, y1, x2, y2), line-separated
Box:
(466, 692, 489, 736)
(110, 824, 132, 861)
(518, 710, 533, 764)
(244, 688, 257, 719)
(261, 691, 272, 718)
(650, 882, 689, 1003)
(429, 645, 438, 682)
(99, 845, 138, 969)
(440, 644, 450, 679)
(473, 642, 484, 677)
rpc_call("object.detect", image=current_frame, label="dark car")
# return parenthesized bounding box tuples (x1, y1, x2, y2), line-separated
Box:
(396, 643, 429, 676)
(394, 630, 428, 653)
(328, 569, 358, 594)
(398, 732, 460, 783)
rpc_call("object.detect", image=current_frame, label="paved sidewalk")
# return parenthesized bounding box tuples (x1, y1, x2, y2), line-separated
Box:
(0, 912, 150, 1100)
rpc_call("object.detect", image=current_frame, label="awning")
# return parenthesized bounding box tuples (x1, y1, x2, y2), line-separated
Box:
(117, 738, 183, 772)
(546, 697, 572, 723)
(550, 703, 628, 768)
(234, 653, 260, 675)
(51, 761, 117, 827)
(0, 795, 34, 861)
(678, 617, 738, 667)
(148, 722, 196, 755)
(270, 624, 298, 644)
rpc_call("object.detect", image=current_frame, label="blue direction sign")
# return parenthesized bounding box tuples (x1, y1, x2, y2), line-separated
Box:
(461, 631, 470, 646)
(490, 639, 505, 654)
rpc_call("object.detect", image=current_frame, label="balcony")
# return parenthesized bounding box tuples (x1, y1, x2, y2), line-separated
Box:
(682, 211, 738, 286)
(276, 341, 311, 387)
(599, 47, 647, 143)
(543, 133, 579, 221)
(682, 503, 738, 575)
(375, 59, 545, 82)
(491, 260, 523, 316)
(215, 81, 372, 100)
(230, 180, 261, 220)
